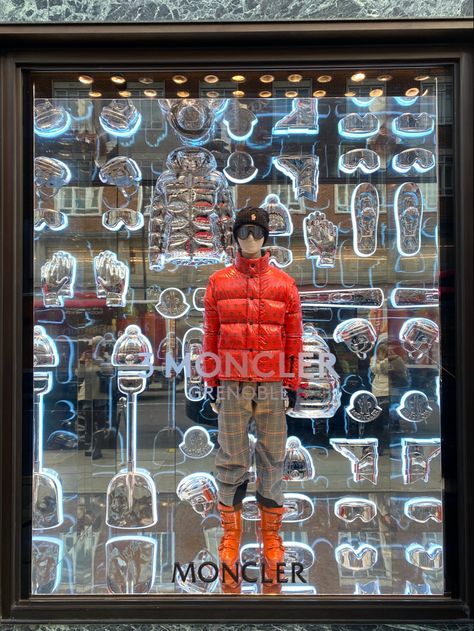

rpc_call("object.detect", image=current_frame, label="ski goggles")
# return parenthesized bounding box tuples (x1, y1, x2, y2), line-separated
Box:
(339, 149, 380, 174)
(34, 207, 68, 232)
(334, 497, 377, 523)
(404, 497, 442, 523)
(236, 224, 265, 240)
(102, 208, 144, 231)
(392, 147, 436, 174)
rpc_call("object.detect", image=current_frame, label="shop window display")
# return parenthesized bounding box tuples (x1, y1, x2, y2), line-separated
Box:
(32, 89, 446, 597)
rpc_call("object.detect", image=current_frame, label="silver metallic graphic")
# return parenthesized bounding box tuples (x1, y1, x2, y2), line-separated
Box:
(242, 493, 314, 523)
(106, 326, 157, 529)
(41, 251, 76, 308)
(34, 207, 68, 232)
(159, 98, 227, 145)
(330, 438, 379, 484)
(335, 543, 378, 570)
(392, 147, 436, 174)
(262, 245, 293, 268)
(33, 326, 63, 530)
(241, 542, 315, 570)
(192, 287, 206, 312)
(390, 287, 439, 309)
(354, 581, 381, 595)
(346, 390, 382, 423)
(149, 146, 234, 269)
(273, 154, 319, 201)
(176, 472, 218, 517)
(32, 536, 63, 594)
(34, 157, 71, 194)
(183, 327, 205, 401)
(405, 581, 432, 595)
(303, 210, 338, 268)
(106, 536, 157, 594)
(399, 317, 439, 362)
(339, 149, 380, 174)
(99, 157, 144, 231)
(179, 426, 214, 459)
(288, 326, 341, 419)
(394, 182, 423, 256)
(405, 543, 443, 571)
(99, 99, 142, 137)
(93, 250, 129, 308)
(300, 288, 384, 309)
(338, 112, 380, 139)
(223, 101, 258, 141)
(283, 436, 315, 481)
(334, 497, 377, 523)
(351, 183, 379, 257)
(392, 112, 434, 138)
(224, 150, 258, 183)
(272, 98, 319, 135)
(404, 497, 442, 524)
(34, 99, 71, 137)
(396, 391, 433, 422)
(402, 438, 441, 484)
(333, 318, 377, 360)
(260, 193, 293, 236)
(154, 287, 191, 319)
(175, 549, 219, 594)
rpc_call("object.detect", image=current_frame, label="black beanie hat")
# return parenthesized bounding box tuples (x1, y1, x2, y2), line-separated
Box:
(232, 206, 270, 246)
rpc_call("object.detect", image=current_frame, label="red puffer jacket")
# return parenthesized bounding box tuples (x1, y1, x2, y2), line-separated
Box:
(203, 249, 303, 390)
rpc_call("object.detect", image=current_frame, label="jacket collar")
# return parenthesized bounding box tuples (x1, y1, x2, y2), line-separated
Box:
(234, 248, 270, 276)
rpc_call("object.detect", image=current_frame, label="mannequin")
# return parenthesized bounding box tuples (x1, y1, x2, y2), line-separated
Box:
(203, 206, 303, 592)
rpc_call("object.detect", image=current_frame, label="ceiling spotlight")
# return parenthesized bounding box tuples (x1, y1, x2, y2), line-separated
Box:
(344, 90, 356, 97)
(232, 90, 245, 97)
(288, 74, 303, 83)
(369, 88, 384, 97)
(78, 75, 94, 85)
(172, 75, 188, 84)
(259, 90, 272, 98)
(231, 74, 246, 82)
(88, 90, 102, 98)
(313, 90, 326, 98)
(206, 90, 220, 98)
(377, 74, 393, 82)
(138, 77, 154, 85)
(111, 75, 126, 85)
(144, 89, 157, 97)
(405, 87, 420, 97)
(351, 72, 366, 82)
(119, 90, 132, 97)
(260, 74, 275, 83)
(415, 74, 431, 81)
(421, 88, 429, 96)
(177, 90, 190, 98)
(204, 75, 219, 84)
(317, 75, 332, 83)
(285, 90, 298, 98)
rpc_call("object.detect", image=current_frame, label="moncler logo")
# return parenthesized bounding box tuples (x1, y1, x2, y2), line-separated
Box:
(251, 213, 256, 221)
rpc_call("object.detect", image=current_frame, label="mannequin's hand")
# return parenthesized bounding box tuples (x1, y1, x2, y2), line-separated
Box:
(207, 385, 219, 414)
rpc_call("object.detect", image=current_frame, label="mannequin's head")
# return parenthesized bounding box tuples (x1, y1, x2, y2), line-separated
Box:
(232, 206, 269, 257)
(237, 226, 265, 256)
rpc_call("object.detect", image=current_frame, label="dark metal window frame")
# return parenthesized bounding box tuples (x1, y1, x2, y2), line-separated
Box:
(0, 20, 472, 624)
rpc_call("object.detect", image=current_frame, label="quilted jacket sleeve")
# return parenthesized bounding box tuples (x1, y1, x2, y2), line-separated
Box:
(203, 276, 220, 388)
(283, 279, 303, 391)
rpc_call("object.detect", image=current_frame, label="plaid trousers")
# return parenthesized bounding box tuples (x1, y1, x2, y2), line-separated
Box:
(215, 380, 287, 507)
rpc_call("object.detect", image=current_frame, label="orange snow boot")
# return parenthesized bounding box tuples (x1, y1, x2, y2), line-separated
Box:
(217, 502, 242, 593)
(257, 504, 286, 594)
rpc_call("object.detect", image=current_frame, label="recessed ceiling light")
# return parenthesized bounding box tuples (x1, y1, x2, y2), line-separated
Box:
(414, 74, 431, 81)
(259, 90, 272, 98)
(138, 77, 154, 85)
(285, 90, 298, 98)
(377, 74, 393, 82)
(232, 90, 245, 97)
(231, 75, 246, 82)
(177, 90, 190, 98)
(88, 90, 102, 97)
(111, 75, 126, 85)
(206, 90, 220, 98)
(172, 75, 188, 84)
(317, 75, 332, 83)
(288, 74, 303, 83)
(260, 74, 275, 83)
(313, 90, 326, 97)
(204, 75, 219, 84)
(370, 88, 384, 97)
(144, 89, 157, 97)
(351, 72, 366, 82)
(119, 90, 132, 97)
(345, 90, 356, 97)
(405, 87, 420, 97)
(78, 75, 94, 85)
